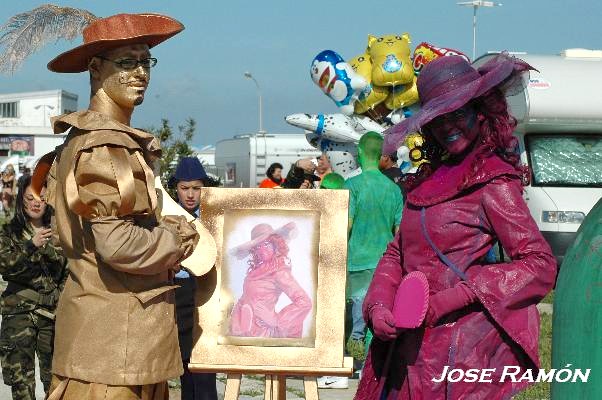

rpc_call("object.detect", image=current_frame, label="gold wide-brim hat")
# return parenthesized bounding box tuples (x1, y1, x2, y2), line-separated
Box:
(48, 13, 184, 73)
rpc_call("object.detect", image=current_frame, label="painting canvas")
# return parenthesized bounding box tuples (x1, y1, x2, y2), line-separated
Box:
(191, 188, 350, 370)
(220, 209, 319, 347)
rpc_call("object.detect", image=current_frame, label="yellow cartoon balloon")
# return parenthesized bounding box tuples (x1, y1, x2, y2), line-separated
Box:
(367, 33, 414, 87)
(405, 132, 429, 169)
(349, 53, 389, 114)
(384, 75, 419, 110)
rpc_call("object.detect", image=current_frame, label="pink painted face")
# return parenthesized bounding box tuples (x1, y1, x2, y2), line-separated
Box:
(253, 240, 275, 261)
(426, 104, 480, 155)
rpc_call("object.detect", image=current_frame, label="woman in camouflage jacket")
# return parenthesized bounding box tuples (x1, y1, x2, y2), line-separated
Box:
(0, 175, 68, 400)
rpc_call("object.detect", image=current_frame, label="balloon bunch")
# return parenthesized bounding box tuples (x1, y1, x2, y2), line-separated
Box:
(286, 35, 469, 177)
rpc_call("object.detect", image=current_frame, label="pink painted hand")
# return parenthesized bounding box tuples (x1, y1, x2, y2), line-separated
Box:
(370, 306, 399, 341)
(424, 282, 477, 327)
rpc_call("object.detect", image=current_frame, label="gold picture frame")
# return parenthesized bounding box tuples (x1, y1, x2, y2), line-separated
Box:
(190, 188, 350, 373)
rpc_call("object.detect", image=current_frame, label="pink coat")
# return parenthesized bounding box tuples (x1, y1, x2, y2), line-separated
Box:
(230, 257, 312, 338)
(355, 152, 556, 400)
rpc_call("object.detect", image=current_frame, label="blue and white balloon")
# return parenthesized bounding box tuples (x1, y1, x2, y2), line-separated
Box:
(310, 50, 368, 115)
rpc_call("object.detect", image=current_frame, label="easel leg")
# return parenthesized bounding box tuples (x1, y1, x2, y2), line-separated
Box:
(224, 373, 242, 400)
(264, 375, 286, 400)
(276, 376, 286, 400)
(303, 376, 319, 400)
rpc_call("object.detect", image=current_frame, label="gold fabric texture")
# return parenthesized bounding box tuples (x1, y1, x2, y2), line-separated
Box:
(47, 375, 169, 400)
(48, 110, 196, 385)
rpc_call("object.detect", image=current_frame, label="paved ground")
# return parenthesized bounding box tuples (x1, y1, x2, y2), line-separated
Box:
(171, 375, 360, 400)
(0, 373, 360, 399)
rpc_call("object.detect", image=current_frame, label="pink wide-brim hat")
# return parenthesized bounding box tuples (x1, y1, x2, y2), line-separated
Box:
(230, 222, 298, 259)
(382, 53, 535, 154)
(48, 13, 184, 73)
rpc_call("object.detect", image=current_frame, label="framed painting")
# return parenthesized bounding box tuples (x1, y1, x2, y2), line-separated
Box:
(190, 187, 350, 373)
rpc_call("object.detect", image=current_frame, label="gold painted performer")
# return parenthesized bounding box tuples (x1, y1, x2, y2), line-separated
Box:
(0, 5, 203, 400)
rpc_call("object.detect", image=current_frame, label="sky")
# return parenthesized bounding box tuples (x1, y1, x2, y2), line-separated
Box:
(0, 0, 600, 148)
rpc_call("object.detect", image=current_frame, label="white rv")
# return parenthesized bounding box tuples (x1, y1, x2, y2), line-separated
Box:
(214, 133, 322, 188)
(475, 49, 602, 263)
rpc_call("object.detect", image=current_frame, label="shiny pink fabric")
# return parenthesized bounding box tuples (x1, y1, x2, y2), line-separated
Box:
(355, 152, 556, 400)
(230, 258, 312, 338)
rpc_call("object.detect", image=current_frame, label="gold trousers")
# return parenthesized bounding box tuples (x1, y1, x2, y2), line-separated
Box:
(47, 375, 169, 400)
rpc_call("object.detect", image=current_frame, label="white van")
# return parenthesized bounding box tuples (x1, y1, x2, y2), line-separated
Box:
(215, 133, 322, 188)
(475, 49, 602, 263)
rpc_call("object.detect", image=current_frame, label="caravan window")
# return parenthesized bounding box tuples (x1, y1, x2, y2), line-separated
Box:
(526, 134, 602, 187)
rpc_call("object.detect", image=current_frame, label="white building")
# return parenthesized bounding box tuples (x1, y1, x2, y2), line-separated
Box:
(0, 89, 77, 170)
(195, 144, 215, 167)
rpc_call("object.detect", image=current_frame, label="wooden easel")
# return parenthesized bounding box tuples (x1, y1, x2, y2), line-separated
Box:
(191, 356, 354, 400)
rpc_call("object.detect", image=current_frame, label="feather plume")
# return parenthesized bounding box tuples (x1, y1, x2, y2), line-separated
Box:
(0, 4, 97, 74)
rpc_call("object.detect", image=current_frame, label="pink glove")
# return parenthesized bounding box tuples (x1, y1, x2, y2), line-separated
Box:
(370, 306, 398, 341)
(425, 282, 478, 327)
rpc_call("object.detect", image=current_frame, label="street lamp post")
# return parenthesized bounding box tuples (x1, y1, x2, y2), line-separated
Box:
(457, 1, 502, 61)
(34, 104, 55, 127)
(244, 71, 266, 134)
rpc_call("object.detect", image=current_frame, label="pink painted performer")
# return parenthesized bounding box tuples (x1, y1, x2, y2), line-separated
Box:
(354, 54, 556, 399)
(229, 222, 312, 338)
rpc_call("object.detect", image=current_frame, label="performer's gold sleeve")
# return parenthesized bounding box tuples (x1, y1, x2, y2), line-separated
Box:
(71, 145, 198, 274)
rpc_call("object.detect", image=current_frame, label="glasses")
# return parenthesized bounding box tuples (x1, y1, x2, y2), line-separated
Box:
(96, 56, 157, 70)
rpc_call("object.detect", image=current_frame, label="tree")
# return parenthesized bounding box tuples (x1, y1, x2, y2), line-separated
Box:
(146, 118, 221, 197)
(147, 117, 196, 188)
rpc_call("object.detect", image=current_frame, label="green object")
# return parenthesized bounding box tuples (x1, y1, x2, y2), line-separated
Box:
(364, 328, 373, 359)
(348, 269, 375, 298)
(344, 170, 403, 272)
(346, 337, 366, 361)
(552, 198, 602, 398)
(320, 172, 345, 189)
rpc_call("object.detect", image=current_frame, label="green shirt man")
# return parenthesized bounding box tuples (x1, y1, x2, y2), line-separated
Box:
(344, 131, 403, 359)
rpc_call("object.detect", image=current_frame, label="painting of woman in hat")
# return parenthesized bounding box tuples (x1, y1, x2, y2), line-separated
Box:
(228, 221, 313, 339)
(354, 53, 556, 399)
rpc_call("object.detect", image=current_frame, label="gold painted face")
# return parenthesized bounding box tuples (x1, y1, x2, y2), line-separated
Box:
(95, 44, 152, 109)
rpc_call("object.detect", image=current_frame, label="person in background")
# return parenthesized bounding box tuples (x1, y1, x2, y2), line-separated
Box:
(1, 164, 17, 217)
(0, 175, 68, 399)
(356, 54, 555, 399)
(16, 168, 31, 189)
(319, 172, 345, 189)
(314, 153, 333, 188)
(170, 156, 218, 400)
(259, 162, 284, 188)
(318, 132, 403, 390)
(280, 158, 321, 189)
(378, 152, 404, 193)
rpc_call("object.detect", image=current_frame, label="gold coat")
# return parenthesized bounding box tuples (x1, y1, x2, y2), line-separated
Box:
(47, 110, 195, 385)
